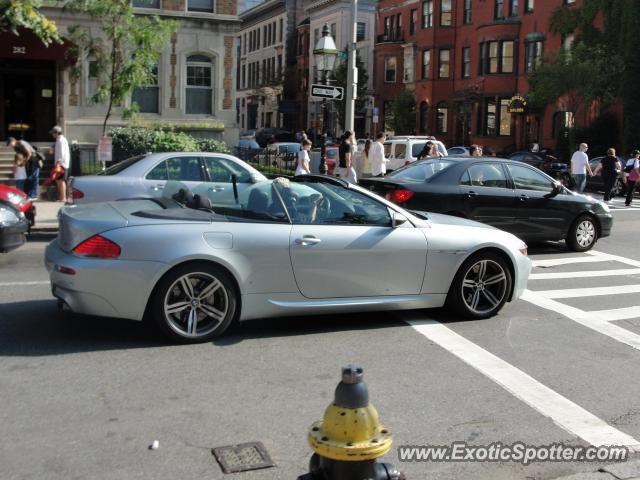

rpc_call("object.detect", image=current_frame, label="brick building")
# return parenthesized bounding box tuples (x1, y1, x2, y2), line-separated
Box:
(0, 0, 240, 147)
(374, 0, 595, 154)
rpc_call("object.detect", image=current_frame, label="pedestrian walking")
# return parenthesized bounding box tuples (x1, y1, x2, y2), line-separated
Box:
(369, 132, 389, 177)
(570, 143, 593, 193)
(593, 147, 621, 202)
(624, 150, 640, 206)
(470, 144, 483, 157)
(12, 153, 27, 193)
(50, 125, 70, 202)
(360, 139, 372, 178)
(6, 136, 40, 199)
(336, 131, 357, 183)
(295, 139, 312, 176)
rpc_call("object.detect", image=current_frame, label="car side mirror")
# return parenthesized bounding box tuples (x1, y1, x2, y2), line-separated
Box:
(550, 181, 563, 196)
(392, 211, 409, 228)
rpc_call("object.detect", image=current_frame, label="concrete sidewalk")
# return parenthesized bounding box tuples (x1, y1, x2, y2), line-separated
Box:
(31, 200, 62, 232)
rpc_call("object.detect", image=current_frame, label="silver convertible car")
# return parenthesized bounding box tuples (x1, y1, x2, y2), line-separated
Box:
(45, 176, 531, 343)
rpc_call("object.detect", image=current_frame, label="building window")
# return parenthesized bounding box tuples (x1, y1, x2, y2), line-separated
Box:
(280, 19, 283, 42)
(385, 57, 397, 82)
(463, 0, 472, 23)
(438, 49, 450, 78)
(419, 101, 429, 133)
(357, 22, 366, 42)
(462, 47, 471, 78)
(188, 0, 213, 13)
(509, 0, 518, 16)
(330, 23, 336, 39)
(437, 102, 448, 133)
(525, 40, 543, 72)
(422, 0, 433, 28)
(553, 111, 573, 138)
(440, 0, 452, 26)
(241, 64, 246, 88)
(133, 0, 159, 7)
(561, 33, 574, 51)
(501, 41, 514, 73)
(484, 98, 512, 136)
(525, 0, 534, 12)
(499, 99, 511, 135)
(87, 59, 99, 103)
(422, 49, 430, 79)
(131, 65, 159, 113)
(410, 9, 417, 35)
(565, 0, 575, 4)
(494, 0, 503, 19)
(186, 55, 213, 114)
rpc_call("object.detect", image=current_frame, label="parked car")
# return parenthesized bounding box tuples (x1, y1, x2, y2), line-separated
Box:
(447, 146, 471, 156)
(256, 142, 302, 170)
(70, 152, 267, 205)
(508, 151, 571, 187)
(586, 156, 625, 197)
(255, 128, 295, 147)
(46, 175, 531, 342)
(234, 139, 262, 162)
(0, 185, 33, 252)
(384, 136, 448, 171)
(360, 157, 612, 252)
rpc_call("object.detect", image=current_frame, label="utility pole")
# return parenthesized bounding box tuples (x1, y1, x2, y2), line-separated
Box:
(344, 0, 358, 133)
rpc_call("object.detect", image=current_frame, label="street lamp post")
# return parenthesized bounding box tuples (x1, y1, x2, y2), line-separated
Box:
(313, 24, 337, 175)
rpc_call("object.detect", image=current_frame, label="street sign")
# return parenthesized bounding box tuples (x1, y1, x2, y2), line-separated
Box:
(311, 84, 344, 100)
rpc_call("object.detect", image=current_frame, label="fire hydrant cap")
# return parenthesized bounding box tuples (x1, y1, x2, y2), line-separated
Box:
(334, 365, 369, 408)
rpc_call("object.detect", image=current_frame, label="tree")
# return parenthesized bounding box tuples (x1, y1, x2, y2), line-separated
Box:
(332, 48, 369, 131)
(386, 89, 416, 134)
(0, 0, 61, 46)
(65, 0, 176, 135)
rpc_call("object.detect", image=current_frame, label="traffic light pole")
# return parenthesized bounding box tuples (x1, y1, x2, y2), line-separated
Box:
(344, 0, 358, 133)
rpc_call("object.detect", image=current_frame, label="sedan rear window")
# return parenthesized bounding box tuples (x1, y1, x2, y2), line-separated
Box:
(97, 155, 147, 176)
(388, 159, 455, 182)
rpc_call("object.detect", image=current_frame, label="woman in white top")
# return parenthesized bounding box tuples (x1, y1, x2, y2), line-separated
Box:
(295, 139, 312, 176)
(13, 153, 27, 193)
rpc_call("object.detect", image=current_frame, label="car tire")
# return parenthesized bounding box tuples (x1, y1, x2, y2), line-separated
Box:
(446, 252, 512, 319)
(152, 263, 238, 343)
(612, 178, 624, 197)
(566, 214, 598, 252)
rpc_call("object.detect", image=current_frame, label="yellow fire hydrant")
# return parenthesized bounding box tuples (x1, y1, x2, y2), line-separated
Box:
(297, 365, 404, 480)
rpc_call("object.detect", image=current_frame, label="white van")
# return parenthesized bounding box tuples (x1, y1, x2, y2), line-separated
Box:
(384, 136, 448, 171)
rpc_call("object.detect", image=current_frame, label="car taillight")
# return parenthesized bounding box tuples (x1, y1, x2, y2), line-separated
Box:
(385, 189, 414, 204)
(73, 235, 121, 259)
(72, 189, 84, 199)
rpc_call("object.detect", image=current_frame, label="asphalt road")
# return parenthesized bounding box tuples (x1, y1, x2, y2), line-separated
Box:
(1, 195, 640, 480)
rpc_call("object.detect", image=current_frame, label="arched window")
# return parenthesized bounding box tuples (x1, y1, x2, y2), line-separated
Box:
(419, 101, 429, 134)
(186, 54, 213, 114)
(437, 102, 448, 134)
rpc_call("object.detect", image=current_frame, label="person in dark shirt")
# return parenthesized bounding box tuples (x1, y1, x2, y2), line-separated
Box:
(593, 147, 621, 201)
(336, 131, 357, 183)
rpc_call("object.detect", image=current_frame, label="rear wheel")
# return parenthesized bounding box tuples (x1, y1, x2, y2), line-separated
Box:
(152, 263, 237, 343)
(612, 177, 624, 197)
(446, 252, 512, 319)
(566, 214, 597, 252)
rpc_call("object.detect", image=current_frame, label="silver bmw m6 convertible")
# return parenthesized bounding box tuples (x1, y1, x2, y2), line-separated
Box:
(45, 175, 531, 343)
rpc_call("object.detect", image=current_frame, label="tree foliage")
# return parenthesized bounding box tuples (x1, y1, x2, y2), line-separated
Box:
(385, 89, 416, 134)
(65, 0, 176, 136)
(332, 48, 369, 131)
(0, 0, 61, 46)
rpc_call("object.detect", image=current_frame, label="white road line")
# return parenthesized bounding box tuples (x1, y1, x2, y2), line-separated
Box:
(588, 250, 640, 268)
(534, 284, 640, 299)
(0, 281, 49, 286)
(589, 306, 640, 322)
(408, 318, 640, 451)
(529, 268, 640, 280)
(532, 256, 612, 268)
(521, 290, 640, 351)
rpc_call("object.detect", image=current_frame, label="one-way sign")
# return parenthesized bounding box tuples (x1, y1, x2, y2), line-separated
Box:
(311, 84, 344, 100)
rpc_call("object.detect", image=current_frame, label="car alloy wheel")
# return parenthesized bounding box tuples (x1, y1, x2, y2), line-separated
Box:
(447, 252, 512, 319)
(566, 214, 597, 252)
(153, 264, 237, 342)
(612, 178, 623, 196)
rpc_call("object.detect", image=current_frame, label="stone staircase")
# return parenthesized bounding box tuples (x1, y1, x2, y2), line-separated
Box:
(0, 147, 14, 182)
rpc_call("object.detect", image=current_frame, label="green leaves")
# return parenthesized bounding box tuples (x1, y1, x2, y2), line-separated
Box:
(386, 89, 416, 134)
(0, 0, 61, 46)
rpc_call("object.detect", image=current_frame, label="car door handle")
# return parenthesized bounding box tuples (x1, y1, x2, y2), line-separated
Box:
(519, 194, 528, 201)
(467, 191, 478, 198)
(295, 236, 322, 246)
(208, 186, 225, 192)
(151, 184, 164, 191)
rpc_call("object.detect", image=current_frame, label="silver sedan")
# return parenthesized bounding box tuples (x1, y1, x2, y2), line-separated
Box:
(45, 175, 531, 343)
(70, 152, 267, 204)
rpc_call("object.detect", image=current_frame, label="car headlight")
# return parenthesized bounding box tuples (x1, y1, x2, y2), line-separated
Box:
(6, 191, 24, 205)
(0, 207, 19, 225)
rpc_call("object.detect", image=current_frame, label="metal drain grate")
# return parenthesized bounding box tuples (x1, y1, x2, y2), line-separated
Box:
(212, 441, 275, 474)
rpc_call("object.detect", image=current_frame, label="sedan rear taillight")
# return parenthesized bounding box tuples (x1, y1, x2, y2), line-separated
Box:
(73, 235, 121, 259)
(386, 189, 415, 204)
(72, 189, 84, 199)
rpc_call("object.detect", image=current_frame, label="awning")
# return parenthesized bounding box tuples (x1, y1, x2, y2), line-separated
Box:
(0, 28, 73, 62)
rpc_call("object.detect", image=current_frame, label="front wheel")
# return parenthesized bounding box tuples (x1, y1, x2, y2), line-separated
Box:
(446, 252, 512, 319)
(152, 263, 238, 343)
(612, 178, 624, 197)
(566, 214, 598, 252)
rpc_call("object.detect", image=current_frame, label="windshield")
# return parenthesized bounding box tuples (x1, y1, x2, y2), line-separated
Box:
(97, 155, 147, 176)
(388, 158, 455, 182)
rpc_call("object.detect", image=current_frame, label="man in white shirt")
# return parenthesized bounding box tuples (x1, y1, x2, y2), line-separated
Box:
(51, 125, 70, 202)
(369, 132, 389, 177)
(570, 143, 593, 193)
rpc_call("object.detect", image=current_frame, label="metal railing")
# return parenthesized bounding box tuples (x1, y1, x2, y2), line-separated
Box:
(235, 147, 297, 178)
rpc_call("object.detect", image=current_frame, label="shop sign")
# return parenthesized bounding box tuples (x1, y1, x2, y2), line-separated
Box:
(508, 95, 527, 113)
